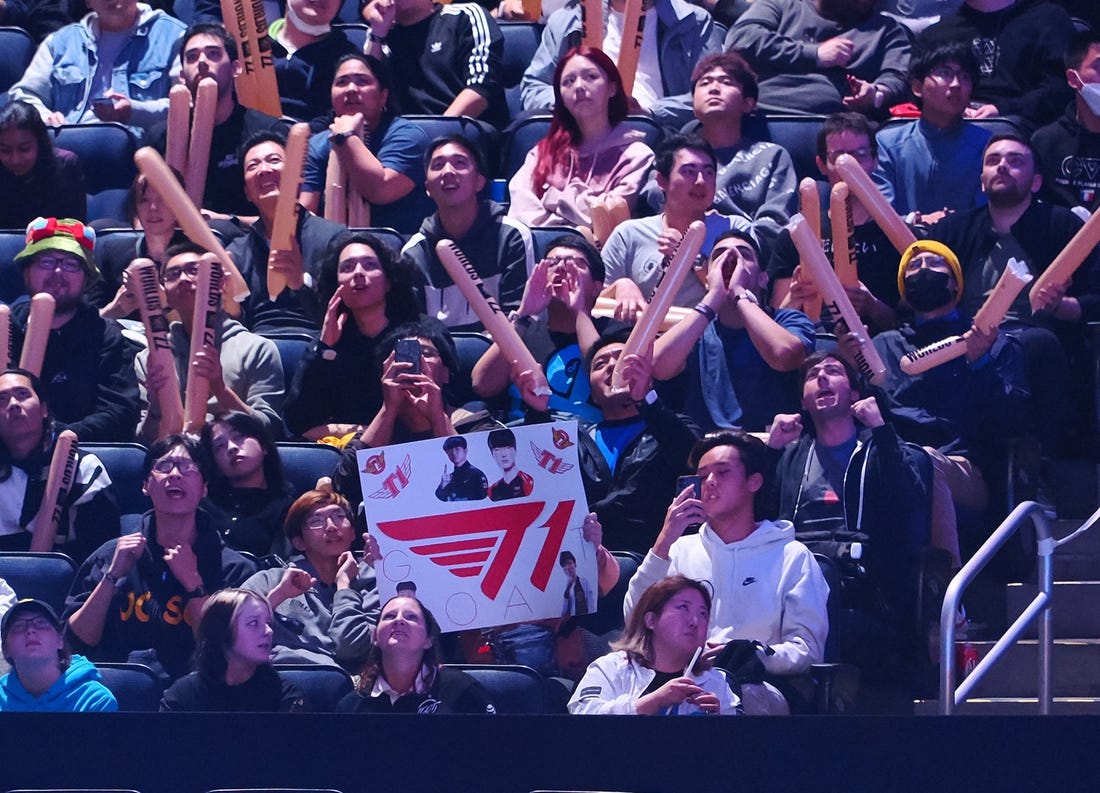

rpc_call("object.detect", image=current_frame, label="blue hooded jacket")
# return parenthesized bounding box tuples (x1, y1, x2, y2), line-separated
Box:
(0, 654, 117, 712)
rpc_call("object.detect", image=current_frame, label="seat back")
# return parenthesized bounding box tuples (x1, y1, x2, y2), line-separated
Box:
(527, 226, 594, 261)
(347, 226, 407, 255)
(269, 336, 312, 395)
(95, 663, 165, 712)
(449, 330, 492, 407)
(81, 443, 152, 524)
(402, 115, 496, 182)
(273, 665, 354, 713)
(275, 442, 343, 498)
(500, 21, 544, 118)
(332, 22, 367, 50)
(444, 663, 545, 714)
(742, 114, 827, 184)
(0, 27, 35, 94)
(0, 552, 78, 613)
(0, 228, 28, 304)
(52, 123, 138, 195)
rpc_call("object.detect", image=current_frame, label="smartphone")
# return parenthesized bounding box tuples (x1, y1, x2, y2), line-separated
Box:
(92, 96, 113, 109)
(676, 475, 702, 499)
(394, 337, 421, 374)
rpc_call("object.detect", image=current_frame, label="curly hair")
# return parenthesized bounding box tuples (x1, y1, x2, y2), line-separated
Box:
(354, 595, 444, 695)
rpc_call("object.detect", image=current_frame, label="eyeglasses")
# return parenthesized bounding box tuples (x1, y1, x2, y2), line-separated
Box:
(151, 457, 200, 476)
(826, 148, 873, 164)
(6, 617, 55, 635)
(544, 255, 588, 268)
(162, 261, 200, 282)
(33, 256, 83, 273)
(928, 67, 973, 86)
(305, 513, 351, 532)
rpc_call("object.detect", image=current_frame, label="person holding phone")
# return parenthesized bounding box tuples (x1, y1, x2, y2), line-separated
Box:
(283, 230, 429, 443)
(624, 430, 829, 715)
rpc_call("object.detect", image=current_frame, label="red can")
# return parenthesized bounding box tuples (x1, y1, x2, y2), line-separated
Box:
(957, 642, 979, 679)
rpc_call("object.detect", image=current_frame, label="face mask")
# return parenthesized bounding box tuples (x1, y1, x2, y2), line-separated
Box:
(1078, 79, 1100, 117)
(904, 268, 955, 313)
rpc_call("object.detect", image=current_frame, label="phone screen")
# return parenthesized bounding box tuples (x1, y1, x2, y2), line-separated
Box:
(394, 338, 422, 375)
(676, 475, 702, 499)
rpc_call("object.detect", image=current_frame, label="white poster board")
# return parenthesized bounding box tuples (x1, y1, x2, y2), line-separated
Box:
(358, 421, 597, 632)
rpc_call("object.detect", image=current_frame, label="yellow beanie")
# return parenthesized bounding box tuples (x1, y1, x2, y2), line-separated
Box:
(897, 240, 963, 303)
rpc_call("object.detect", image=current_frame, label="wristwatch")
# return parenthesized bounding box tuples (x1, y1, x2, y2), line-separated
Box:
(330, 130, 354, 147)
(732, 290, 760, 307)
(634, 389, 658, 410)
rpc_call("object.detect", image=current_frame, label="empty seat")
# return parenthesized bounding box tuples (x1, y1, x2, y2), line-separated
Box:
(268, 335, 312, 396)
(95, 663, 165, 712)
(444, 663, 546, 714)
(742, 114, 827, 184)
(273, 664, 354, 712)
(0, 27, 34, 94)
(52, 123, 138, 196)
(276, 442, 343, 498)
(500, 21, 544, 118)
(0, 552, 77, 613)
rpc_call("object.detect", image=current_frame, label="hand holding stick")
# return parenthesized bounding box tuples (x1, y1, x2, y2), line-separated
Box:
(611, 220, 706, 392)
(435, 239, 551, 405)
(268, 122, 311, 299)
(183, 254, 223, 432)
(1028, 206, 1100, 313)
(131, 258, 184, 435)
(29, 430, 78, 552)
(19, 293, 55, 377)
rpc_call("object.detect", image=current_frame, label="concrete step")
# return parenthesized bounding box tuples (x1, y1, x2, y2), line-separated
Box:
(1050, 518, 1100, 556)
(914, 697, 1100, 715)
(958, 639, 1100, 698)
(1005, 581, 1100, 638)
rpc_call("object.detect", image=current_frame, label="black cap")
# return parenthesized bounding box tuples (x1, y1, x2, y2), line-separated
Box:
(1, 599, 61, 642)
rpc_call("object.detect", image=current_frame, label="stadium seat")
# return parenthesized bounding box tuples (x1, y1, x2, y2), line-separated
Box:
(86, 189, 131, 225)
(81, 443, 152, 527)
(348, 226, 407, 254)
(0, 27, 35, 94)
(500, 21, 544, 118)
(332, 21, 367, 50)
(0, 227, 28, 304)
(267, 334, 313, 395)
(444, 663, 546, 714)
(402, 115, 496, 174)
(528, 226, 591, 260)
(96, 663, 165, 712)
(0, 552, 77, 613)
(449, 330, 491, 407)
(498, 114, 665, 190)
(52, 123, 138, 196)
(742, 114, 827, 184)
(273, 664, 354, 712)
(275, 442, 343, 497)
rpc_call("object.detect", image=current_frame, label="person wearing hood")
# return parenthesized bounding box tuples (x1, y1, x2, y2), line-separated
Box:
(1032, 29, 1100, 215)
(625, 430, 828, 715)
(0, 599, 117, 712)
(127, 239, 285, 444)
(8, 0, 185, 138)
(872, 241, 1032, 565)
(507, 46, 654, 229)
(402, 134, 534, 333)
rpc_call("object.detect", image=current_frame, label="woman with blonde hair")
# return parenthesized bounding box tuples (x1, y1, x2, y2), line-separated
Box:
(160, 588, 306, 711)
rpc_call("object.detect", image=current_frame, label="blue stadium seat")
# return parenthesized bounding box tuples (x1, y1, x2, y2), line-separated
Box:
(332, 22, 367, 50)
(0, 27, 34, 94)
(0, 228, 28, 304)
(444, 663, 546, 714)
(742, 114, 828, 184)
(96, 663, 165, 712)
(52, 123, 138, 195)
(402, 115, 497, 195)
(273, 664, 354, 712)
(500, 22, 544, 119)
(348, 226, 407, 254)
(449, 330, 492, 407)
(0, 552, 78, 613)
(265, 333, 314, 395)
(577, 549, 641, 640)
(80, 443, 151, 530)
(275, 442, 343, 498)
(528, 226, 591, 260)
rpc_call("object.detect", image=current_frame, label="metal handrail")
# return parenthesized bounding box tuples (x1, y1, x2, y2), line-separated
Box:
(939, 501, 1055, 714)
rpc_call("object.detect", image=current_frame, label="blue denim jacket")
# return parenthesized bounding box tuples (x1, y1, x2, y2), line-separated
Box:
(9, 3, 185, 138)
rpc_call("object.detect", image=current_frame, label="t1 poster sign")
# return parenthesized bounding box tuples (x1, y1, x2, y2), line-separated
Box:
(358, 421, 597, 632)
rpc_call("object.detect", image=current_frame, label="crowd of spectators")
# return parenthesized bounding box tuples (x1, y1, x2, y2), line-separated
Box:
(0, 0, 1096, 716)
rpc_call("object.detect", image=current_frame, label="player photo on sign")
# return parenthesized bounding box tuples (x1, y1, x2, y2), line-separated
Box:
(358, 421, 597, 632)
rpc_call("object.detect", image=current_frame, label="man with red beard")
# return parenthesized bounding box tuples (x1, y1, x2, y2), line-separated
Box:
(10, 217, 140, 442)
